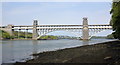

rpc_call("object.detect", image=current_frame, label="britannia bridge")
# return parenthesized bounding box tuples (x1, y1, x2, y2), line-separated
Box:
(0, 18, 112, 40)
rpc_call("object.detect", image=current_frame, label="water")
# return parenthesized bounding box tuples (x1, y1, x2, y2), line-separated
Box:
(1, 38, 115, 64)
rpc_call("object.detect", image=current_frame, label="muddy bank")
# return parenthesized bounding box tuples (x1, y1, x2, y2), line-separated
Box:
(15, 40, 120, 65)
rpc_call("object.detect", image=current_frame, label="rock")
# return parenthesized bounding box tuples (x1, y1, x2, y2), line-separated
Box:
(104, 56, 112, 60)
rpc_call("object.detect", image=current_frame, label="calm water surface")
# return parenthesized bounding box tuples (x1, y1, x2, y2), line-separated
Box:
(1, 38, 115, 64)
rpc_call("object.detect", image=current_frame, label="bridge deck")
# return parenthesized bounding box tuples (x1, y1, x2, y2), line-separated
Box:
(0, 24, 111, 27)
(1, 24, 112, 30)
(12, 27, 112, 30)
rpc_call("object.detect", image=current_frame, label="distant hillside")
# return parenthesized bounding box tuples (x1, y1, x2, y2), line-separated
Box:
(0, 30, 12, 39)
(106, 34, 114, 39)
(38, 35, 58, 40)
(0, 30, 32, 40)
(91, 35, 114, 39)
(91, 36, 107, 39)
(13, 31, 32, 39)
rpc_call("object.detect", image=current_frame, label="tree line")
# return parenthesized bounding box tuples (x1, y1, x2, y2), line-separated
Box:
(0, 30, 32, 39)
(0, 30, 58, 40)
(110, 0, 120, 39)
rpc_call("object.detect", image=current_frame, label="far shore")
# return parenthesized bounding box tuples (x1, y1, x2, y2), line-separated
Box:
(0, 38, 80, 40)
(0, 38, 59, 40)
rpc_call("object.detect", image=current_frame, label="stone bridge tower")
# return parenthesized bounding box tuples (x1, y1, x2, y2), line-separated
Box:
(32, 20, 39, 40)
(82, 17, 89, 40)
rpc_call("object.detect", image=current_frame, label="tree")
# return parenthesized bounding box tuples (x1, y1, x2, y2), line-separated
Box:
(110, 1, 120, 39)
(0, 30, 11, 39)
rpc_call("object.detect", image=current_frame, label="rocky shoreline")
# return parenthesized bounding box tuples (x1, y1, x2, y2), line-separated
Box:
(14, 40, 120, 65)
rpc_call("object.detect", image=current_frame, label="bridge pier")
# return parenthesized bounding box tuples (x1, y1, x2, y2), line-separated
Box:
(7, 25, 14, 36)
(32, 20, 39, 40)
(82, 17, 89, 40)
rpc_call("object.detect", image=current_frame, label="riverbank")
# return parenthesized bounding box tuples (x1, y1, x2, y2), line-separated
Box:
(14, 40, 120, 65)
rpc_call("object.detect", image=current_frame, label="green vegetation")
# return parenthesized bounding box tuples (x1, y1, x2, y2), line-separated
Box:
(107, 34, 114, 39)
(0, 30, 12, 39)
(57, 36, 78, 39)
(13, 31, 32, 39)
(39, 35, 58, 40)
(0, 30, 32, 39)
(110, 1, 120, 39)
(91, 36, 106, 39)
(0, 30, 58, 40)
(91, 36, 115, 39)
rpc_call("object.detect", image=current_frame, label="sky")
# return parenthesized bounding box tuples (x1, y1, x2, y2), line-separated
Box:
(2, 2, 112, 25)
(1, 2, 113, 36)
(0, 0, 113, 2)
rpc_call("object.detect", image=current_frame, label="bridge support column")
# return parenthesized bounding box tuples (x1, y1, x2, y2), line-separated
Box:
(6, 25, 14, 36)
(82, 17, 89, 40)
(32, 20, 39, 40)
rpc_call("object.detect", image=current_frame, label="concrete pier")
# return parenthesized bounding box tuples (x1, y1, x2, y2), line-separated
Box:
(82, 18, 89, 40)
(32, 20, 39, 40)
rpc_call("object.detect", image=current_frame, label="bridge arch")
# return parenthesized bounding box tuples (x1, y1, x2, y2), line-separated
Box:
(36, 29, 82, 39)
(89, 29, 112, 39)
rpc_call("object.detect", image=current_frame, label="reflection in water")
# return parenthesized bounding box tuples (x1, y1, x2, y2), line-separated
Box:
(0, 41, 2, 64)
(32, 40, 38, 58)
(2, 41, 14, 63)
(82, 40, 89, 46)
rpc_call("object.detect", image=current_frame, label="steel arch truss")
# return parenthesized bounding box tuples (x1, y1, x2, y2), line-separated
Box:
(37, 28, 83, 39)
